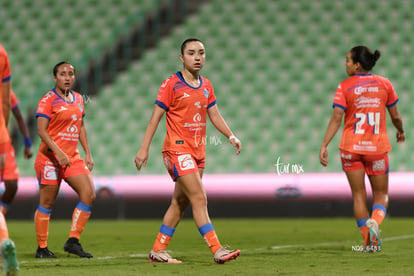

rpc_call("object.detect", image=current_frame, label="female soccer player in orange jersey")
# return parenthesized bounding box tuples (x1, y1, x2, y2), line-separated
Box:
(0, 43, 19, 275)
(0, 90, 33, 216)
(135, 38, 242, 264)
(320, 46, 405, 252)
(34, 62, 95, 258)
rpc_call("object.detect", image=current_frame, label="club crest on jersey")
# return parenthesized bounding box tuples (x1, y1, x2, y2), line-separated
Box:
(203, 89, 209, 99)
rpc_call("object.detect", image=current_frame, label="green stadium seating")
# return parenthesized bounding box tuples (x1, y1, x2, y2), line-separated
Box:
(5, 0, 413, 176)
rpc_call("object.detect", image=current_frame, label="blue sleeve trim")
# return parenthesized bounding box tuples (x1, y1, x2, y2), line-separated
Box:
(11, 104, 19, 111)
(207, 100, 217, 109)
(332, 103, 346, 111)
(386, 98, 398, 108)
(155, 100, 168, 111)
(35, 113, 50, 120)
(2, 75, 11, 83)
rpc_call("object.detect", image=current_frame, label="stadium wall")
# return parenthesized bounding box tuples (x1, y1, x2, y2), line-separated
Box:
(7, 173, 414, 219)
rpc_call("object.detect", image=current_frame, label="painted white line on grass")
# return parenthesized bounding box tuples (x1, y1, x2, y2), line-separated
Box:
(269, 233, 414, 251)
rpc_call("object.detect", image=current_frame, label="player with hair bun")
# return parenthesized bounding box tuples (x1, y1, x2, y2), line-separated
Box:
(320, 45, 405, 252)
(135, 38, 241, 264)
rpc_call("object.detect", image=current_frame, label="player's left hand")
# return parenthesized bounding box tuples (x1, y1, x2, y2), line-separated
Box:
(229, 136, 242, 155)
(396, 130, 405, 143)
(85, 153, 94, 171)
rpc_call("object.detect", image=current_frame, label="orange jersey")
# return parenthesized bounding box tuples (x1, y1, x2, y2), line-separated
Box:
(0, 44, 11, 145)
(35, 89, 85, 160)
(333, 74, 399, 154)
(155, 72, 217, 159)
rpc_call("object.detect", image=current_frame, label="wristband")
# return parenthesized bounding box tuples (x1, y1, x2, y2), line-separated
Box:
(229, 135, 240, 143)
(24, 137, 32, 147)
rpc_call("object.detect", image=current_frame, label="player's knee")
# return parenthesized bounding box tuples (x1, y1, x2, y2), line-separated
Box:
(190, 193, 208, 208)
(40, 199, 56, 210)
(172, 196, 190, 210)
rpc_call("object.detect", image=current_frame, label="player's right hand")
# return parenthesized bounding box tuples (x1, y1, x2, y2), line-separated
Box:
(319, 145, 329, 167)
(56, 151, 70, 167)
(135, 148, 148, 170)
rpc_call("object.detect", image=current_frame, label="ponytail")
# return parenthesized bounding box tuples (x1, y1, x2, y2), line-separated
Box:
(350, 46, 381, 71)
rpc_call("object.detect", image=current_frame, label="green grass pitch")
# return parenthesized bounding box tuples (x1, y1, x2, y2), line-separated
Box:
(7, 218, 414, 275)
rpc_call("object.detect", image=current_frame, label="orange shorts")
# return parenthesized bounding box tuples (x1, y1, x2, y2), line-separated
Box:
(340, 150, 389, 175)
(163, 151, 205, 181)
(0, 142, 19, 181)
(34, 154, 90, 185)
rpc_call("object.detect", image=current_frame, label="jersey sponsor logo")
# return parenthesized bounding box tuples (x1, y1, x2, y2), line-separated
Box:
(44, 165, 58, 180)
(354, 96, 381, 108)
(67, 125, 78, 133)
(373, 159, 385, 171)
(78, 103, 83, 112)
(353, 145, 377, 152)
(193, 113, 201, 122)
(341, 153, 352, 160)
(354, 86, 379, 95)
(203, 88, 209, 98)
(178, 154, 195, 171)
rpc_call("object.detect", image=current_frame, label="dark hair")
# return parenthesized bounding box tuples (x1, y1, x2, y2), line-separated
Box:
(350, 46, 381, 71)
(53, 61, 74, 76)
(180, 38, 204, 55)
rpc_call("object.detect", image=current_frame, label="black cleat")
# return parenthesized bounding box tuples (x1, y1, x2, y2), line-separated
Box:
(63, 238, 93, 258)
(35, 247, 57, 258)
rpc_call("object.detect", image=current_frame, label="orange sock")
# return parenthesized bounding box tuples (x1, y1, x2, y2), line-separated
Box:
(199, 223, 222, 254)
(359, 226, 370, 246)
(69, 202, 92, 240)
(35, 206, 52, 248)
(371, 204, 386, 226)
(152, 224, 175, 252)
(356, 218, 369, 245)
(0, 212, 9, 241)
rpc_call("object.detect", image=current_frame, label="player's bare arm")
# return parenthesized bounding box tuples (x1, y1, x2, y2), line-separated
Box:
(387, 105, 405, 143)
(12, 105, 33, 158)
(320, 107, 344, 166)
(135, 105, 165, 170)
(79, 120, 94, 171)
(207, 105, 241, 155)
(2, 80, 11, 125)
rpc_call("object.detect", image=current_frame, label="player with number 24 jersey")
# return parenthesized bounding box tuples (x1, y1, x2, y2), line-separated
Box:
(333, 74, 399, 155)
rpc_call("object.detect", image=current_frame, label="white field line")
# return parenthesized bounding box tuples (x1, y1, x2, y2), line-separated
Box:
(269, 234, 414, 251)
(19, 234, 414, 264)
